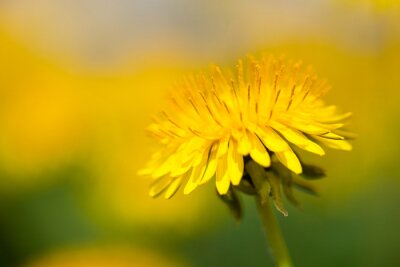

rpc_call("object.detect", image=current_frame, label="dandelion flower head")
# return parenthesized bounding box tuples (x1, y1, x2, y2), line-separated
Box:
(140, 55, 352, 198)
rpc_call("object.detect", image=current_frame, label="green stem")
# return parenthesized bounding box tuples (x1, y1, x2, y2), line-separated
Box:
(245, 160, 293, 267)
(256, 196, 293, 267)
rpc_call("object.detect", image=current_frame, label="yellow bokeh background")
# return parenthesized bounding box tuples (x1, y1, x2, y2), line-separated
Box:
(0, 1, 399, 267)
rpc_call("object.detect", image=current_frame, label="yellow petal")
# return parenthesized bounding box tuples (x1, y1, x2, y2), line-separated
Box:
(316, 112, 352, 123)
(316, 122, 345, 131)
(170, 140, 209, 177)
(151, 145, 181, 178)
(138, 152, 163, 177)
(275, 149, 302, 174)
(302, 142, 325, 156)
(200, 144, 218, 184)
(283, 118, 329, 135)
(216, 137, 229, 157)
(192, 150, 206, 166)
(237, 131, 252, 155)
(151, 154, 176, 178)
(227, 139, 244, 186)
(216, 154, 230, 195)
(184, 152, 209, 194)
(271, 122, 325, 156)
(255, 126, 289, 152)
(149, 176, 173, 197)
(314, 136, 352, 151)
(137, 167, 153, 176)
(183, 168, 200, 195)
(320, 132, 344, 140)
(333, 129, 357, 139)
(169, 155, 196, 177)
(248, 133, 271, 167)
(164, 177, 183, 199)
(176, 137, 206, 159)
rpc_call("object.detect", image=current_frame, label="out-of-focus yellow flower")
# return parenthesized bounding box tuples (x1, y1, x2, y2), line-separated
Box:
(24, 247, 186, 267)
(0, 27, 89, 183)
(140, 55, 352, 198)
(0, 25, 218, 230)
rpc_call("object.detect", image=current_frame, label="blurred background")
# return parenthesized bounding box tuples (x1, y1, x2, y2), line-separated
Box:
(0, 1, 399, 266)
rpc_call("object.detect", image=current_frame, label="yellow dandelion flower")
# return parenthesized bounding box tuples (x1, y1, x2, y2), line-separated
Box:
(140, 55, 352, 198)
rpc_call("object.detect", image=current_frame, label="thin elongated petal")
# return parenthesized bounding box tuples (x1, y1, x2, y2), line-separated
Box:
(283, 119, 330, 135)
(216, 137, 229, 157)
(255, 126, 289, 152)
(138, 152, 162, 176)
(275, 149, 302, 174)
(317, 112, 352, 123)
(164, 177, 183, 199)
(320, 132, 344, 140)
(216, 154, 230, 194)
(236, 130, 252, 155)
(137, 167, 153, 177)
(183, 167, 201, 195)
(316, 122, 345, 131)
(272, 122, 325, 156)
(227, 139, 244, 186)
(248, 133, 271, 167)
(184, 152, 209, 194)
(333, 129, 357, 139)
(170, 145, 205, 177)
(201, 144, 218, 184)
(151, 143, 191, 178)
(151, 155, 176, 178)
(314, 136, 352, 151)
(149, 176, 173, 197)
(170, 155, 196, 177)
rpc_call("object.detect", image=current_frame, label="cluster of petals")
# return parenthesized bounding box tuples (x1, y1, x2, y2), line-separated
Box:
(139, 55, 352, 198)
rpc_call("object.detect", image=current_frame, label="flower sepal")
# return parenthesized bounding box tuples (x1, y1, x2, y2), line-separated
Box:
(217, 187, 242, 222)
(301, 163, 326, 180)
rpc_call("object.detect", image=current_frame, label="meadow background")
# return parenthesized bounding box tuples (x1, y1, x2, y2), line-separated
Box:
(0, 1, 399, 266)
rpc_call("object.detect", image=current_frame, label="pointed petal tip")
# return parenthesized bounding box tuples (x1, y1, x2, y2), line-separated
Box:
(339, 142, 353, 151)
(183, 189, 192, 195)
(137, 168, 151, 176)
(183, 182, 197, 195)
(216, 183, 231, 195)
(231, 177, 242, 186)
(346, 142, 353, 150)
(217, 188, 229, 195)
(344, 146, 353, 151)
(290, 163, 303, 175)
(250, 153, 271, 168)
(311, 146, 325, 156)
(148, 191, 158, 198)
(294, 168, 302, 175)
